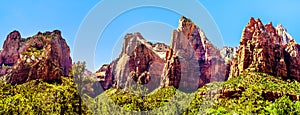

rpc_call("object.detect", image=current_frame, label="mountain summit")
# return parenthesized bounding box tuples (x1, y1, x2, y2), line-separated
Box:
(229, 17, 300, 81)
(161, 16, 227, 92)
(1, 17, 300, 114)
(96, 16, 228, 92)
(96, 32, 168, 92)
(0, 30, 72, 84)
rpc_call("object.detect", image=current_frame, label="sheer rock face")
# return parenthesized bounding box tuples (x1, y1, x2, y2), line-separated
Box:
(4, 30, 72, 85)
(127, 44, 164, 90)
(161, 48, 181, 89)
(1, 31, 22, 66)
(96, 33, 167, 91)
(96, 64, 113, 90)
(152, 43, 169, 59)
(276, 24, 294, 45)
(152, 43, 168, 52)
(220, 46, 238, 80)
(284, 40, 300, 81)
(0, 31, 22, 76)
(229, 17, 300, 81)
(95, 16, 298, 92)
(97, 17, 228, 92)
(161, 16, 227, 92)
(220, 47, 237, 64)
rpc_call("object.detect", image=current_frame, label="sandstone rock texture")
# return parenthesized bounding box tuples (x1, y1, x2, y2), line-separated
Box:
(96, 17, 300, 92)
(220, 46, 237, 64)
(0, 31, 22, 76)
(0, 31, 22, 67)
(96, 64, 113, 90)
(198, 85, 300, 101)
(1, 30, 72, 85)
(96, 33, 167, 91)
(161, 16, 227, 92)
(229, 17, 300, 81)
(220, 46, 238, 80)
(161, 49, 181, 89)
(96, 16, 228, 92)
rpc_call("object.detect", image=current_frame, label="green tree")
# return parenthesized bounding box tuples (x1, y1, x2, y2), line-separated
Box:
(71, 61, 90, 115)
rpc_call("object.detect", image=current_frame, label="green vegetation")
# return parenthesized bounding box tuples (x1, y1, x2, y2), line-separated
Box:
(23, 47, 43, 59)
(0, 77, 92, 114)
(72, 61, 96, 114)
(184, 72, 300, 114)
(223, 72, 300, 95)
(72, 61, 86, 114)
(84, 86, 194, 114)
(86, 72, 300, 114)
(1, 69, 300, 114)
(1, 63, 11, 69)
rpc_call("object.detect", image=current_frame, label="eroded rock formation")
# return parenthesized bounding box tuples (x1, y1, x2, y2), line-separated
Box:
(220, 46, 237, 79)
(229, 17, 300, 81)
(161, 16, 227, 92)
(97, 17, 229, 92)
(2, 30, 72, 85)
(0, 31, 22, 76)
(96, 33, 167, 91)
(96, 16, 300, 92)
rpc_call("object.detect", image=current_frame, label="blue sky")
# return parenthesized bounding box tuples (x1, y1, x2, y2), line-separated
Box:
(1, 0, 300, 71)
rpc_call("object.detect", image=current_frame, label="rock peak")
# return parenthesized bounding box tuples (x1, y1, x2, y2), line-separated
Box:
(7, 30, 21, 40)
(1, 30, 72, 85)
(36, 30, 62, 38)
(124, 32, 144, 40)
(256, 18, 262, 23)
(276, 24, 294, 45)
(230, 17, 300, 82)
(249, 17, 256, 25)
(247, 17, 265, 28)
(53, 30, 61, 35)
(162, 16, 227, 92)
(178, 16, 194, 31)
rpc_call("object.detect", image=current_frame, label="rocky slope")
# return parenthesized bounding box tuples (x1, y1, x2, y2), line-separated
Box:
(96, 32, 167, 91)
(97, 17, 228, 92)
(220, 46, 238, 81)
(0, 31, 23, 76)
(0, 30, 72, 85)
(161, 16, 227, 92)
(96, 16, 300, 93)
(229, 17, 300, 81)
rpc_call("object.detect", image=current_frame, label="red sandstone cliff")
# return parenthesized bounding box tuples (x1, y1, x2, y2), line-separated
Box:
(229, 17, 300, 81)
(0, 30, 72, 84)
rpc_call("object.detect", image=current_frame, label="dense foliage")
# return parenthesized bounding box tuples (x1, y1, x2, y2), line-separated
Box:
(85, 72, 300, 114)
(1, 71, 300, 114)
(185, 72, 300, 114)
(0, 77, 92, 114)
(84, 86, 194, 114)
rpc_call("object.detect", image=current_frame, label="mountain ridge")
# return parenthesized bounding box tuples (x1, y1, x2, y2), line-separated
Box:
(0, 16, 300, 114)
(96, 16, 300, 94)
(0, 30, 72, 85)
(97, 16, 228, 93)
(229, 17, 300, 81)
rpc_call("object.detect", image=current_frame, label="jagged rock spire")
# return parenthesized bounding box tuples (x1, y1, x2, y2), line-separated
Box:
(229, 17, 300, 81)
